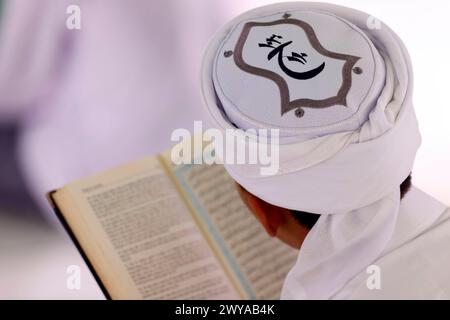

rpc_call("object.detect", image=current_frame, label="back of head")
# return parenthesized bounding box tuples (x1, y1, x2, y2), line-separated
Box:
(201, 2, 420, 299)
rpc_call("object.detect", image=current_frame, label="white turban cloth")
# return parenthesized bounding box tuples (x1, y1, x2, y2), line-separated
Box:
(201, 2, 420, 299)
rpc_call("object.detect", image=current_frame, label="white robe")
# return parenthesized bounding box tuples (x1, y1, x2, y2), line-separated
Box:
(332, 187, 450, 299)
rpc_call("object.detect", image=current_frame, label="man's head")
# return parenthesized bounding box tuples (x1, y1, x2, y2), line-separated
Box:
(236, 174, 412, 249)
(202, 2, 420, 299)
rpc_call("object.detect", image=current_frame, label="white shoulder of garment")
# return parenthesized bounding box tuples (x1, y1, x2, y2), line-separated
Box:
(332, 187, 450, 299)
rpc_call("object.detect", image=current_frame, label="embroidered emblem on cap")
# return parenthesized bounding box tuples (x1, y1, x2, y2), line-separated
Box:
(234, 17, 360, 118)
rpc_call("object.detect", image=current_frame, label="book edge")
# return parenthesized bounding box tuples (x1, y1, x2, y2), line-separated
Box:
(46, 190, 112, 300)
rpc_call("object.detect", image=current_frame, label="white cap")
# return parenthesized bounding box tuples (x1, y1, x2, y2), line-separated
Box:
(213, 10, 386, 139)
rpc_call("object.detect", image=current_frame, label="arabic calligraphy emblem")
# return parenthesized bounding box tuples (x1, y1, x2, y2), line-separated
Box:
(233, 18, 360, 118)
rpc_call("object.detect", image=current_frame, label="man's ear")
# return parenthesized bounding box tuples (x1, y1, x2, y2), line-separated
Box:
(247, 195, 284, 237)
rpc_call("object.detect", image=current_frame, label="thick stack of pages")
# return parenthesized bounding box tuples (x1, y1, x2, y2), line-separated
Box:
(48, 150, 298, 299)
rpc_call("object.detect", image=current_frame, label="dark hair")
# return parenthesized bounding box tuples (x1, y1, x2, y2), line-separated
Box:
(291, 173, 413, 230)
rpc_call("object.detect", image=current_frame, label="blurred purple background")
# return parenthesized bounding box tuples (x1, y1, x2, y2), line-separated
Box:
(0, 0, 449, 299)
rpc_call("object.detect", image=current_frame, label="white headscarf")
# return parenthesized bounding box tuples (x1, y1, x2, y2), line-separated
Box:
(201, 2, 420, 299)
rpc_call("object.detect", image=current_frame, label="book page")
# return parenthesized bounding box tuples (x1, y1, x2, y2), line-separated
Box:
(167, 160, 299, 299)
(54, 157, 239, 299)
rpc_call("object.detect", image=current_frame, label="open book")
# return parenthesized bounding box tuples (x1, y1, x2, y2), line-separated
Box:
(48, 150, 298, 300)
